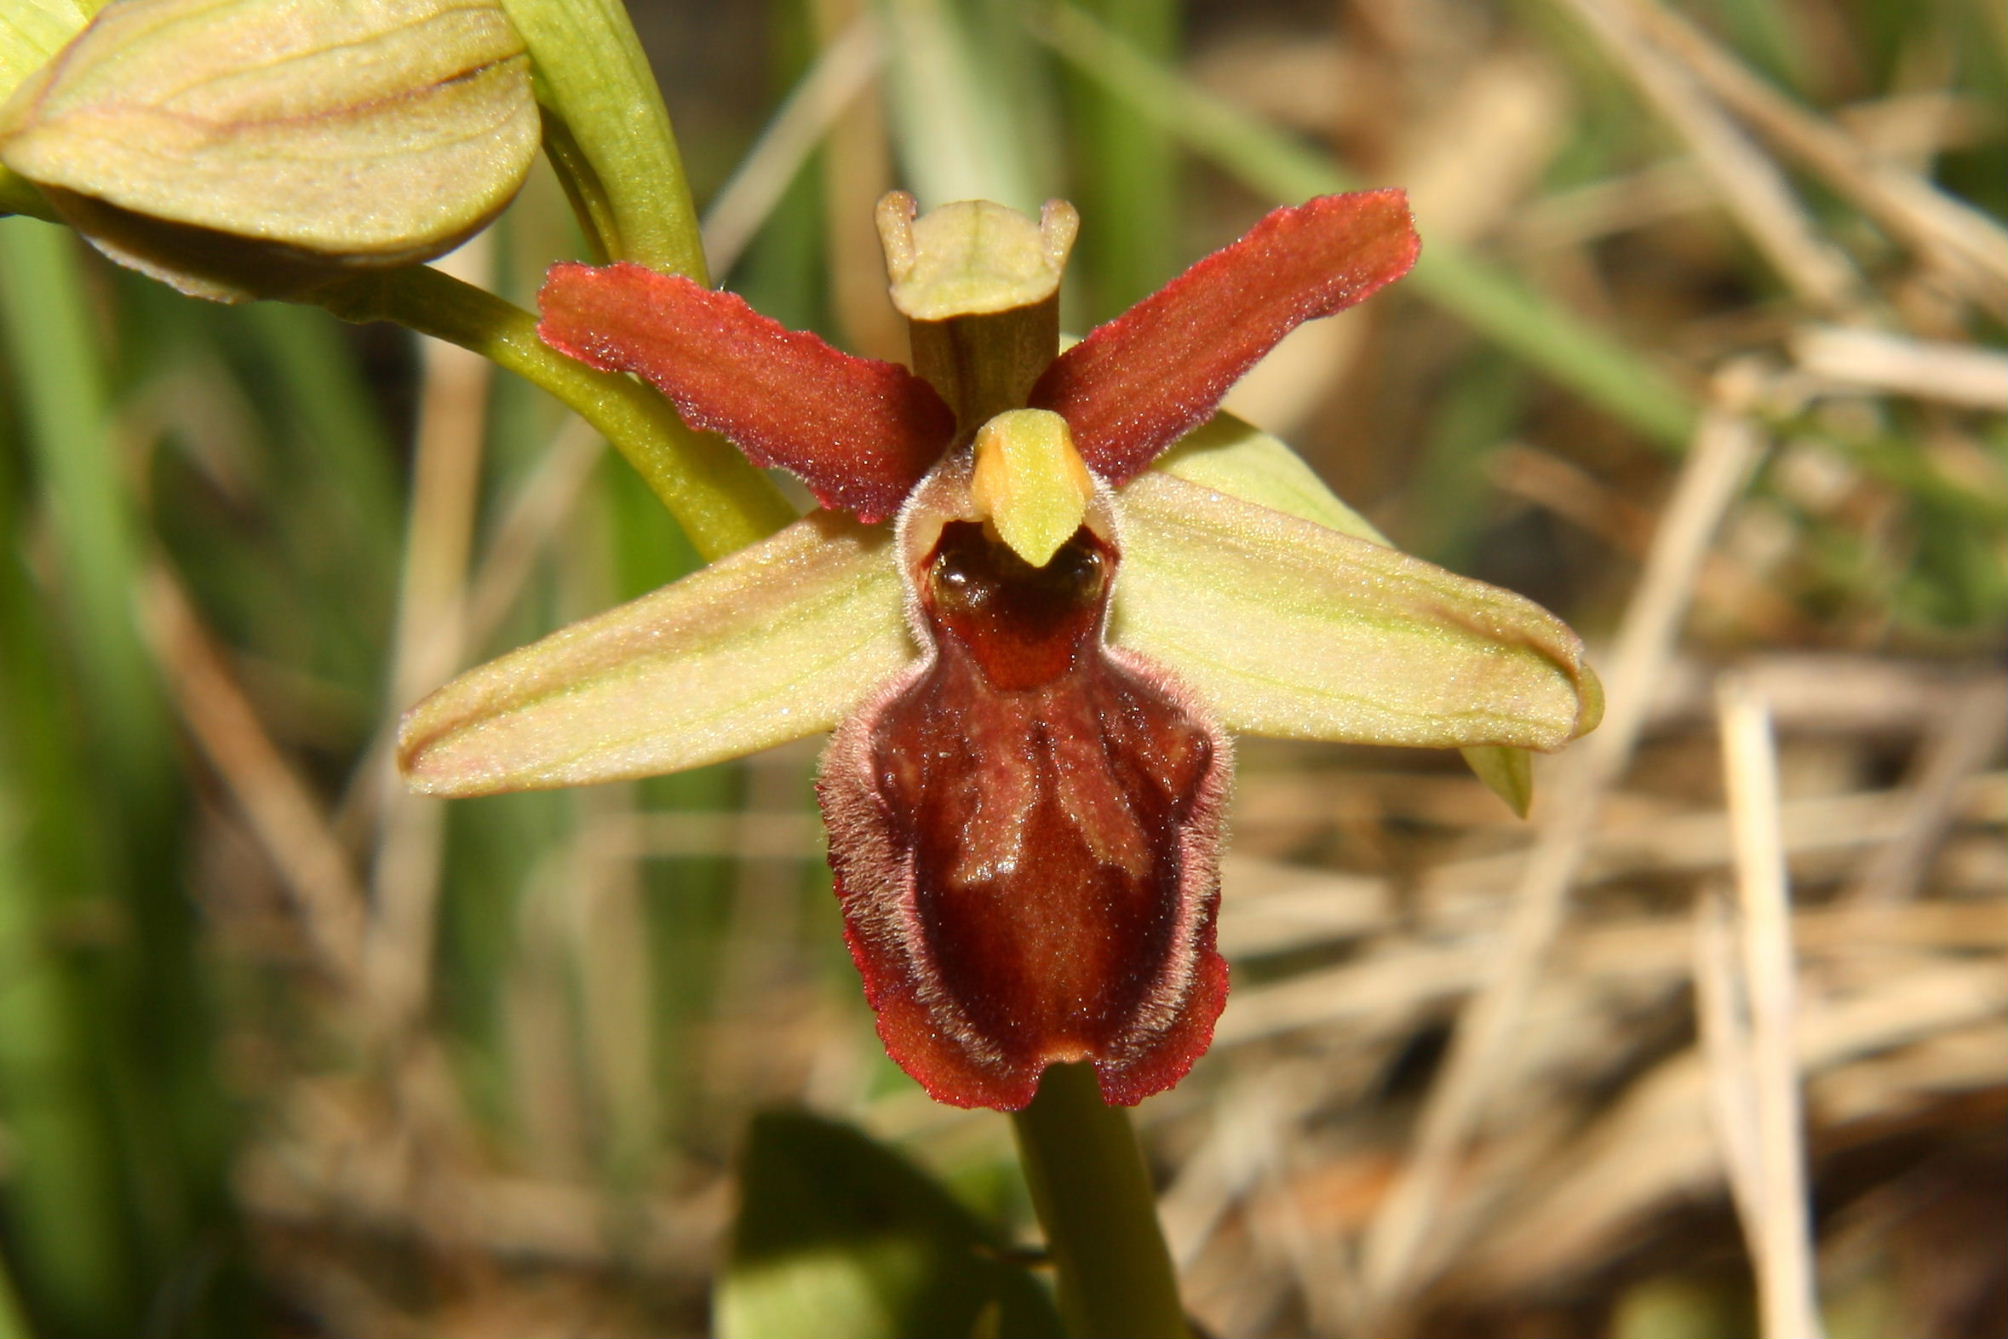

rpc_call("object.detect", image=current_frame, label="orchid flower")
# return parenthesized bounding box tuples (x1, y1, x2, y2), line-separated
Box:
(398, 190, 1602, 1111)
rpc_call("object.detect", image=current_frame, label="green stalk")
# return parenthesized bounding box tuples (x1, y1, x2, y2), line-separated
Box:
(0, 219, 142, 1338)
(315, 265, 794, 560)
(1010, 1064, 1189, 1339)
(501, 0, 711, 278)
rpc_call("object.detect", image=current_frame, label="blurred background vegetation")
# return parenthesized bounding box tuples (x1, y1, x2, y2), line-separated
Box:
(0, 0, 2003, 1335)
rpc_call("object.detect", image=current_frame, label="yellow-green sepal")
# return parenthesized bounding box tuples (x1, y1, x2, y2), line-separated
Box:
(1154, 409, 1389, 544)
(399, 512, 911, 796)
(1147, 411, 1580, 810)
(1112, 469, 1602, 753)
(0, 0, 84, 102)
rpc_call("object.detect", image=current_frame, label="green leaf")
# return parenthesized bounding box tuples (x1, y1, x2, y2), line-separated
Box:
(719, 1110, 1063, 1339)
(1112, 470, 1602, 751)
(398, 510, 910, 795)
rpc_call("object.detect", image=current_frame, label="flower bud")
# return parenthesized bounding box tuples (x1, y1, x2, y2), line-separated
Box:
(0, 0, 84, 108)
(0, 0, 538, 300)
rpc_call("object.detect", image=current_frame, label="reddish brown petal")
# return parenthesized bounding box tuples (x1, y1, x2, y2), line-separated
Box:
(1029, 190, 1419, 485)
(819, 516, 1232, 1110)
(538, 262, 954, 522)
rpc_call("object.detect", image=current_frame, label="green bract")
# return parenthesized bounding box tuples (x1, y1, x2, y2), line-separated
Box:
(401, 511, 908, 795)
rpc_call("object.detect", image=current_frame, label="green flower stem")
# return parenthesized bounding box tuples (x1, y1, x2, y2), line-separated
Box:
(317, 265, 795, 560)
(1011, 1063, 1189, 1339)
(501, 0, 710, 278)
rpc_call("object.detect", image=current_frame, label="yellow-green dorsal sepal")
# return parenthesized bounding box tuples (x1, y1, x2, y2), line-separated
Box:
(877, 192, 1079, 429)
(877, 192, 1078, 320)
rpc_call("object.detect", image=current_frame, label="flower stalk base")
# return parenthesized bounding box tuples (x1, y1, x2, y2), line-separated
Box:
(1010, 1062, 1189, 1339)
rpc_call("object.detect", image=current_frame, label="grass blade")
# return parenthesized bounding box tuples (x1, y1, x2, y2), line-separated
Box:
(1037, 4, 1699, 451)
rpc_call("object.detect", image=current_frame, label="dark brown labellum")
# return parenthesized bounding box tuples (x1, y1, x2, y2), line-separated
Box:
(820, 510, 1232, 1110)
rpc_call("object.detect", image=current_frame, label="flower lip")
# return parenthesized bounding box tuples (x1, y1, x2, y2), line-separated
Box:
(924, 520, 1110, 691)
(821, 453, 1233, 1110)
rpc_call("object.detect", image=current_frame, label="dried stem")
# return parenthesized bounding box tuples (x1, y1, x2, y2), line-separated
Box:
(1715, 678, 1823, 1339)
(1360, 363, 1767, 1317)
